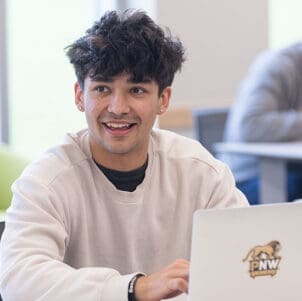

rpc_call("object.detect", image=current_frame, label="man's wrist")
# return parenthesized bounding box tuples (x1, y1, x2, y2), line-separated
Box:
(128, 273, 145, 301)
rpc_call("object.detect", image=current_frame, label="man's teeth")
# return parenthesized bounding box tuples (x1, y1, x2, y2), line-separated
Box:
(106, 123, 131, 129)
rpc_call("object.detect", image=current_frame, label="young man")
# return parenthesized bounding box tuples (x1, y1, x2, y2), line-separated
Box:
(0, 10, 248, 301)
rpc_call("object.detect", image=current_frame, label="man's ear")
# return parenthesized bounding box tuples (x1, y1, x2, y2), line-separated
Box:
(74, 82, 85, 112)
(157, 86, 172, 115)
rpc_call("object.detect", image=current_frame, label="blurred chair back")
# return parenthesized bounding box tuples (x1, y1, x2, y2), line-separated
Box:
(0, 144, 28, 211)
(192, 108, 229, 155)
(0, 221, 4, 237)
(0, 221, 4, 243)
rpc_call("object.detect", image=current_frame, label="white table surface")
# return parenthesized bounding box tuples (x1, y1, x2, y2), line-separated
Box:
(215, 142, 302, 160)
(214, 142, 302, 203)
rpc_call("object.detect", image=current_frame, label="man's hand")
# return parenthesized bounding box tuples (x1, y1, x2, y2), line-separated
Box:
(134, 259, 189, 301)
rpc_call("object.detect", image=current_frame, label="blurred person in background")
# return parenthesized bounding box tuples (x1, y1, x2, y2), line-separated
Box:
(221, 42, 302, 205)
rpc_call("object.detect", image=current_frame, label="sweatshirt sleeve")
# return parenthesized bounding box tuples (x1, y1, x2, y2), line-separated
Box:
(0, 175, 134, 301)
(206, 161, 249, 209)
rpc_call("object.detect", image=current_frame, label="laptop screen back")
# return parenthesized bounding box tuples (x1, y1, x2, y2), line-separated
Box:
(188, 202, 302, 301)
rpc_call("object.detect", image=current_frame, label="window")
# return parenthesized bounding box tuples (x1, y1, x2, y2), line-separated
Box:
(3, 0, 155, 158)
(269, 0, 302, 49)
(0, 0, 9, 143)
(7, 0, 95, 158)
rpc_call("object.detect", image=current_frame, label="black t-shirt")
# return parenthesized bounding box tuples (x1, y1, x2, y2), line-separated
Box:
(94, 157, 148, 192)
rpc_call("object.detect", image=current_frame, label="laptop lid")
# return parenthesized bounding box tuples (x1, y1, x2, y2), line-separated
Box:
(188, 202, 302, 301)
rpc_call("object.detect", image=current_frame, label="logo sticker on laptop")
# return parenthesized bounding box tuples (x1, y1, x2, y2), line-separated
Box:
(242, 240, 281, 278)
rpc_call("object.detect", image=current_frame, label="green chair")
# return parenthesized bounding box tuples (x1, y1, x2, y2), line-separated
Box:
(0, 144, 28, 219)
(0, 221, 4, 300)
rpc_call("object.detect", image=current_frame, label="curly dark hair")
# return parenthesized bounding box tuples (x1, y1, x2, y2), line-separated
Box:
(66, 10, 185, 95)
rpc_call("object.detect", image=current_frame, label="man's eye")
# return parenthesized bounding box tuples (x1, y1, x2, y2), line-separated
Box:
(131, 87, 145, 94)
(96, 86, 109, 93)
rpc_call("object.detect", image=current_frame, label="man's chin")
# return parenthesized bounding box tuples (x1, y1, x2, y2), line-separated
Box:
(103, 143, 136, 156)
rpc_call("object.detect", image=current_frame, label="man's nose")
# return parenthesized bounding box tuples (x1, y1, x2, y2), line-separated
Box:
(107, 92, 130, 115)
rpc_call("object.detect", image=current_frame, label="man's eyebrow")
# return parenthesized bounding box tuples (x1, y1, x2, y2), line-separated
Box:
(127, 77, 152, 84)
(89, 75, 153, 84)
(90, 75, 113, 82)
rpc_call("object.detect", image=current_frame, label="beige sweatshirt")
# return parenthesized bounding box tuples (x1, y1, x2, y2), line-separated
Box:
(0, 129, 248, 300)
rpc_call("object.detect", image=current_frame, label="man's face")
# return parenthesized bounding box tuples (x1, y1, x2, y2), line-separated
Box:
(75, 73, 171, 170)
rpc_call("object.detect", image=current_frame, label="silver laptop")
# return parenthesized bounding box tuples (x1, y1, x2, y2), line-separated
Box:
(188, 202, 302, 301)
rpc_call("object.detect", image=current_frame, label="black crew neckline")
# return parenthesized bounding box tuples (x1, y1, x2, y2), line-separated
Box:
(94, 157, 148, 192)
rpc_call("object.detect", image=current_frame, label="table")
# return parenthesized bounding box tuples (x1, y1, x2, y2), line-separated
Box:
(214, 142, 302, 204)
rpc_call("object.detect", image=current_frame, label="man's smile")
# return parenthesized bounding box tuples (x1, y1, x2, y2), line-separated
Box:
(104, 122, 136, 129)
